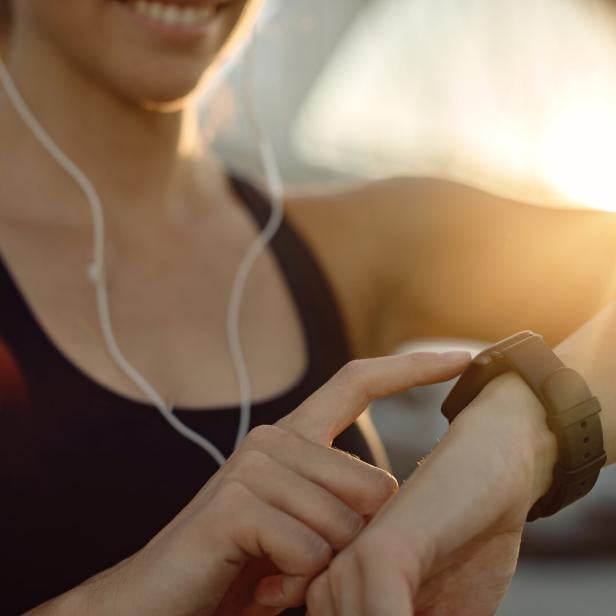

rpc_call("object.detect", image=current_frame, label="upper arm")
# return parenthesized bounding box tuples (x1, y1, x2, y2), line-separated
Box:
(287, 177, 616, 357)
(377, 177, 616, 350)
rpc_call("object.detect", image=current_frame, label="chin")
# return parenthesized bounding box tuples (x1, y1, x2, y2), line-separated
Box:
(99, 0, 250, 108)
(12, 0, 255, 109)
(132, 83, 202, 112)
(111, 59, 213, 110)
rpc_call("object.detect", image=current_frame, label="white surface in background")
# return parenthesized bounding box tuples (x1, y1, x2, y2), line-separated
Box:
(207, 0, 364, 171)
(294, 0, 616, 209)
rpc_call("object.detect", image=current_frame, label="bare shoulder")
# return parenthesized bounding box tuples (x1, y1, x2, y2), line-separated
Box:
(285, 175, 508, 244)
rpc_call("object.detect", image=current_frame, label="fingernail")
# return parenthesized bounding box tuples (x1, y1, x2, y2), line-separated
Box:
(441, 351, 472, 361)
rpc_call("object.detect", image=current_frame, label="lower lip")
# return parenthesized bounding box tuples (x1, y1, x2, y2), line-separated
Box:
(114, 1, 224, 41)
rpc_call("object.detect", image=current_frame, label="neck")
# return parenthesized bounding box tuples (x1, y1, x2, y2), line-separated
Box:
(3, 23, 211, 220)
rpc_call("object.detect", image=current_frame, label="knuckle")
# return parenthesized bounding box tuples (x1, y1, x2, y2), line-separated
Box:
(338, 359, 365, 387)
(243, 424, 284, 450)
(337, 359, 379, 406)
(229, 449, 273, 478)
(199, 480, 255, 528)
(215, 479, 253, 510)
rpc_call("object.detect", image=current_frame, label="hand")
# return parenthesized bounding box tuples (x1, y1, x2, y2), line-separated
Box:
(306, 373, 558, 616)
(54, 351, 469, 616)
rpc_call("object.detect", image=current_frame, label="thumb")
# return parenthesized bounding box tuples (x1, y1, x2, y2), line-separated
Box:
(278, 351, 470, 446)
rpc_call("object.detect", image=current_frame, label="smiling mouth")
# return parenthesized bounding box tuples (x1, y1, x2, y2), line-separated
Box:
(117, 1, 230, 29)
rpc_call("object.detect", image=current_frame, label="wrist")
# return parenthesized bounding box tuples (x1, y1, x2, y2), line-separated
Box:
(454, 372, 559, 512)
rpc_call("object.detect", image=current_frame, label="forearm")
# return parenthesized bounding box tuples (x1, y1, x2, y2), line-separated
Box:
(388, 178, 616, 348)
(454, 202, 616, 347)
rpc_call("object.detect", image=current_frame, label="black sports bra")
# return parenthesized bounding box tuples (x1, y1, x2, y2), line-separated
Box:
(0, 176, 377, 615)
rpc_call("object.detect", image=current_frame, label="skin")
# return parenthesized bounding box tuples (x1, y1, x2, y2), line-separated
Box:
(25, 352, 471, 616)
(0, 0, 292, 410)
(306, 306, 616, 615)
(0, 0, 615, 613)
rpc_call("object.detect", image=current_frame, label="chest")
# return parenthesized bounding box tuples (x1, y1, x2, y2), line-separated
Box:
(0, 210, 307, 409)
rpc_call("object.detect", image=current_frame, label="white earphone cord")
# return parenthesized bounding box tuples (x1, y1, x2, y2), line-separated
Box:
(0, 28, 284, 467)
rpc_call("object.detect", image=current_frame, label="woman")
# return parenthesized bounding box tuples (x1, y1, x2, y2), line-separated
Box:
(1, 1, 614, 614)
(0, 2, 468, 614)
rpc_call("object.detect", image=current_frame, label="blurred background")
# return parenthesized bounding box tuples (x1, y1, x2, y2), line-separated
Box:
(211, 0, 616, 210)
(206, 0, 616, 612)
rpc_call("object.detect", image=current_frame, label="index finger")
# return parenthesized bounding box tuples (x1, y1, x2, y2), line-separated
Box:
(278, 351, 470, 445)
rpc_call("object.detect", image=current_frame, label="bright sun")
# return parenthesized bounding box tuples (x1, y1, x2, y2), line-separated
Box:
(294, 0, 616, 215)
(538, 101, 616, 212)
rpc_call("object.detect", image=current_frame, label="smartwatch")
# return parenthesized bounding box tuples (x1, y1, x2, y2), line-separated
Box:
(441, 331, 606, 521)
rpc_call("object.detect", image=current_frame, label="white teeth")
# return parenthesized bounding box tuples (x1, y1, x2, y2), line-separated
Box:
(162, 4, 179, 25)
(180, 7, 197, 25)
(150, 3, 163, 20)
(128, 1, 214, 28)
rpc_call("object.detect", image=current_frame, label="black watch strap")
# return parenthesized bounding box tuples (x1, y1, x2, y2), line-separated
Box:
(442, 331, 606, 521)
